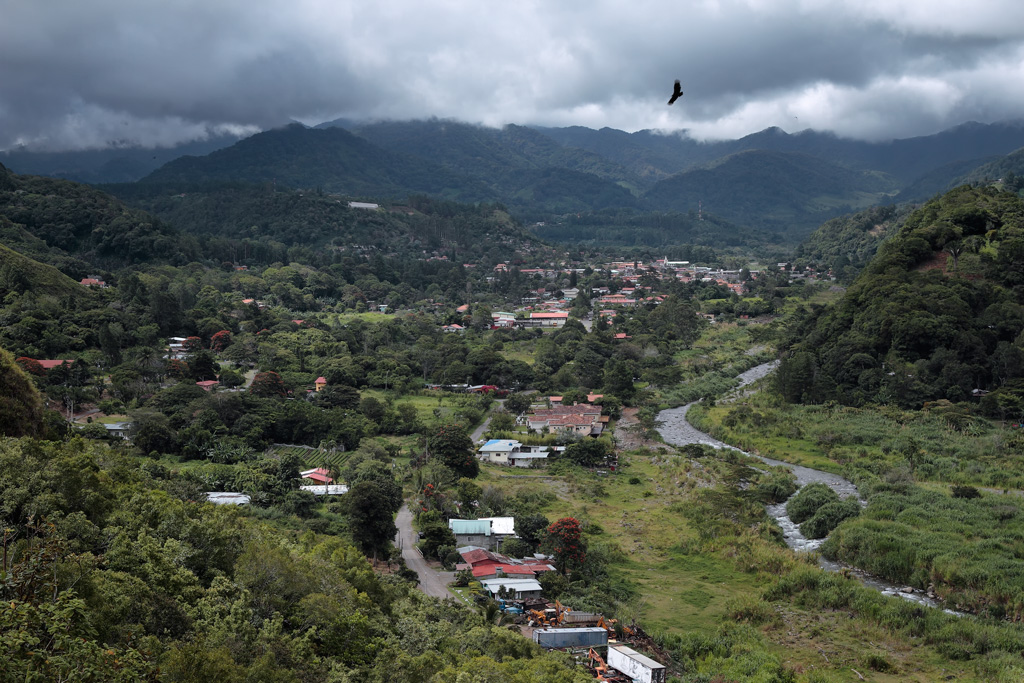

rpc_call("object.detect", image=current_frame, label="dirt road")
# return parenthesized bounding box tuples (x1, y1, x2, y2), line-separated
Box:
(394, 503, 455, 599)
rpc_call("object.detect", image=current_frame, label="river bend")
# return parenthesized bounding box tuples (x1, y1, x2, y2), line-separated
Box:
(657, 362, 954, 612)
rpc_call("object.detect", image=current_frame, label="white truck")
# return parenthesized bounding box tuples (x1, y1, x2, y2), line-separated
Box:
(607, 644, 666, 683)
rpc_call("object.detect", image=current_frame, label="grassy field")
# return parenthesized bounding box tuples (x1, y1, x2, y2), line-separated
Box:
(360, 388, 494, 431)
(475, 440, 1021, 681)
(689, 393, 1024, 489)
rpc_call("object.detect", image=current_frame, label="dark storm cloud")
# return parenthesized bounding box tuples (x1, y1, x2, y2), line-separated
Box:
(2, 0, 1024, 150)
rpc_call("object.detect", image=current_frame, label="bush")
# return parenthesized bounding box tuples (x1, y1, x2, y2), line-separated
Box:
(951, 484, 981, 499)
(755, 469, 798, 504)
(786, 482, 840, 524)
(799, 499, 861, 539)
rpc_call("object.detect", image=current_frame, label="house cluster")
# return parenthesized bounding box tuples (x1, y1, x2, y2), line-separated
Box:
(440, 307, 571, 333)
(455, 545, 555, 600)
(528, 402, 605, 436)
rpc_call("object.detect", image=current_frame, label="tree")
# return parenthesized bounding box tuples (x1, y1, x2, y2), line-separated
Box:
(217, 366, 245, 388)
(188, 350, 220, 381)
(210, 329, 232, 352)
(130, 409, 178, 455)
(488, 410, 515, 433)
(249, 371, 287, 397)
(454, 477, 483, 509)
(314, 384, 361, 410)
(562, 438, 611, 468)
(603, 360, 637, 401)
(503, 392, 533, 416)
(352, 460, 403, 513)
(347, 479, 399, 560)
(546, 517, 586, 575)
(429, 423, 480, 478)
(417, 510, 457, 560)
(14, 356, 45, 377)
(516, 513, 549, 549)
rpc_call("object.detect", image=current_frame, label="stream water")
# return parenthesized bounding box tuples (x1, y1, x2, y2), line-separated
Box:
(657, 362, 956, 613)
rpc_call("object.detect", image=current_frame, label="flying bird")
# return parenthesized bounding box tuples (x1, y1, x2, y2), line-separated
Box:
(668, 80, 684, 105)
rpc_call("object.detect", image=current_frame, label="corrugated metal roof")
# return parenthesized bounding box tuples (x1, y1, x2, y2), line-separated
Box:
(479, 578, 542, 592)
(449, 519, 491, 535)
(479, 439, 521, 453)
(479, 516, 515, 535)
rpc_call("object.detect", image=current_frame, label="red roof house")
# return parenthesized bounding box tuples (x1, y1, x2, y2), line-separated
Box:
(300, 467, 334, 484)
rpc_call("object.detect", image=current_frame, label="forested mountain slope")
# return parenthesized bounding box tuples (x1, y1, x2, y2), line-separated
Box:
(340, 119, 642, 189)
(142, 124, 495, 204)
(0, 162, 196, 273)
(778, 185, 1024, 408)
(793, 204, 907, 281)
(107, 183, 544, 265)
(642, 149, 897, 237)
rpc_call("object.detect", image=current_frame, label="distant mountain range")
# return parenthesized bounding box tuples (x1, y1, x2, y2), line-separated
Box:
(6, 118, 1024, 241)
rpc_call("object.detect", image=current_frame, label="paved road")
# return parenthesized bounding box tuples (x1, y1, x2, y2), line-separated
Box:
(394, 503, 455, 599)
(470, 398, 505, 442)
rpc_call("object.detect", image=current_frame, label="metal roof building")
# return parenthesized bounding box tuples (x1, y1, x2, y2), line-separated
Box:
(479, 577, 543, 599)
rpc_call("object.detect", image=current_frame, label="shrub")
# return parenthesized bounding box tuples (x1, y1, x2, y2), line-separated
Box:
(786, 482, 840, 524)
(800, 499, 861, 539)
(951, 484, 981, 499)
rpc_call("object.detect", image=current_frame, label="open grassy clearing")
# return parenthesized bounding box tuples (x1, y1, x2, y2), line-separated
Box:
(478, 447, 993, 680)
(690, 393, 1024, 489)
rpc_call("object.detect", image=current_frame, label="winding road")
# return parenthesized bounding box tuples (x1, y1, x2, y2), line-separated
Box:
(394, 503, 455, 599)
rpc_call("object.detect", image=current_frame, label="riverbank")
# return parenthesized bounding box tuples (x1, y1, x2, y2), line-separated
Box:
(656, 363, 955, 613)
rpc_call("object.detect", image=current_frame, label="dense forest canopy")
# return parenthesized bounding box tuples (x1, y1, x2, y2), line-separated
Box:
(779, 185, 1024, 408)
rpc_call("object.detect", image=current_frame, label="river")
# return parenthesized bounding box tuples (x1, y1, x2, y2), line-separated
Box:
(657, 362, 956, 613)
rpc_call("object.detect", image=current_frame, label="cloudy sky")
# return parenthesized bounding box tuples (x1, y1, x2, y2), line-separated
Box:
(4, 0, 1024, 151)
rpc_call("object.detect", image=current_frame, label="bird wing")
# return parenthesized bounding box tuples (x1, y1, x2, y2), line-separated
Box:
(668, 80, 683, 105)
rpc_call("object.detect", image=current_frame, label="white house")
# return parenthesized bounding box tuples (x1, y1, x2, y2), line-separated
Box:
(479, 577, 543, 600)
(477, 439, 549, 467)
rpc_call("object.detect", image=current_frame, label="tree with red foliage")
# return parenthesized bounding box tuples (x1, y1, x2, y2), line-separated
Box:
(167, 359, 189, 380)
(210, 330, 232, 352)
(183, 336, 203, 353)
(249, 371, 287, 397)
(547, 517, 586, 575)
(15, 357, 45, 377)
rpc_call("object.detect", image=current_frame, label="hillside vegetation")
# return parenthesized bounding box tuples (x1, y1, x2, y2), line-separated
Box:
(643, 149, 898, 237)
(779, 185, 1024, 408)
(794, 204, 906, 281)
(142, 124, 494, 203)
(0, 162, 196, 272)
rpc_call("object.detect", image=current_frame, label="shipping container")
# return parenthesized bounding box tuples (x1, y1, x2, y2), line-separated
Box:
(607, 645, 666, 683)
(532, 627, 608, 649)
(561, 611, 601, 624)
